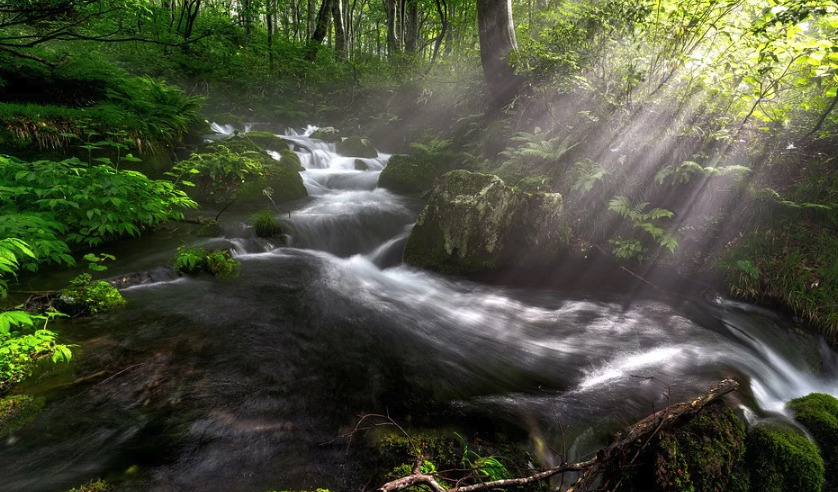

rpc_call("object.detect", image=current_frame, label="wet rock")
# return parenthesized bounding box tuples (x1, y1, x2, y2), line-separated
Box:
(354, 159, 369, 171)
(278, 148, 305, 171)
(237, 163, 307, 202)
(310, 126, 341, 142)
(336, 136, 378, 158)
(743, 422, 824, 491)
(619, 400, 747, 492)
(0, 395, 45, 437)
(403, 170, 564, 274)
(788, 393, 838, 488)
(244, 131, 290, 151)
(378, 153, 446, 195)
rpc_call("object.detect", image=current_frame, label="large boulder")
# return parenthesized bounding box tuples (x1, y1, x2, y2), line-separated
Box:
(788, 393, 838, 489)
(310, 126, 341, 142)
(337, 136, 378, 158)
(244, 131, 290, 151)
(378, 154, 446, 195)
(403, 170, 564, 274)
(744, 423, 824, 492)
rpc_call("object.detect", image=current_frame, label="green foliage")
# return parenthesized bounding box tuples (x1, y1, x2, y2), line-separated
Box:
(0, 394, 45, 437)
(251, 211, 282, 238)
(173, 247, 240, 278)
(744, 423, 824, 492)
(0, 308, 70, 391)
(723, 223, 838, 338)
(458, 433, 512, 483)
(57, 273, 125, 315)
(608, 196, 678, 259)
(0, 155, 196, 250)
(788, 393, 838, 488)
(500, 131, 577, 166)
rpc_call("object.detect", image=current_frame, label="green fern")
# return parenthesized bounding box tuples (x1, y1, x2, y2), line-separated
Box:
(500, 132, 577, 165)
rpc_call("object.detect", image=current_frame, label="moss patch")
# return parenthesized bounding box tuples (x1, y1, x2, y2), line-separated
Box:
(245, 131, 290, 151)
(57, 274, 125, 315)
(378, 153, 446, 195)
(788, 392, 838, 488)
(0, 394, 46, 437)
(744, 423, 824, 492)
(336, 136, 378, 158)
(63, 479, 111, 492)
(310, 126, 341, 142)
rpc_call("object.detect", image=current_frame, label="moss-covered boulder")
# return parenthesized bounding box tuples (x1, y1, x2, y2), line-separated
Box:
(244, 131, 290, 151)
(744, 423, 824, 492)
(310, 126, 341, 142)
(788, 393, 838, 488)
(56, 274, 125, 315)
(237, 163, 307, 202)
(634, 400, 746, 492)
(278, 148, 305, 171)
(403, 170, 564, 274)
(336, 136, 378, 158)
(0, 394, 45, 437)
(378, 153, 446, 195)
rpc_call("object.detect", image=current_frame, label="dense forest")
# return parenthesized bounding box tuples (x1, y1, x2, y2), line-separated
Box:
(3, 0, 838, 491)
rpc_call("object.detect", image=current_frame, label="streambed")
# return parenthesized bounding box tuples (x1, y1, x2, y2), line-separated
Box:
(2, 127, 837, 492)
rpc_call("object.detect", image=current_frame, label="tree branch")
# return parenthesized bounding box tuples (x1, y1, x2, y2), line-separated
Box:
(375, 378, 739, 492)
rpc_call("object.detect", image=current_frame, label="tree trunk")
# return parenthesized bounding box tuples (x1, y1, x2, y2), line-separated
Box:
(403, 0, 419, 52)
(332, 0, 346, 56)
(310, 0, 333, 45)
(476, 0, 521, 108)
(386, 0, 400, 56)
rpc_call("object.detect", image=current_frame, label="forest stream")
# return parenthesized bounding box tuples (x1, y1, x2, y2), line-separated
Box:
(2, 127, 838, 492)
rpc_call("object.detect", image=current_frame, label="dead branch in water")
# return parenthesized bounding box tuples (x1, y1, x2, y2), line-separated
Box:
(374, 378, 739, 492)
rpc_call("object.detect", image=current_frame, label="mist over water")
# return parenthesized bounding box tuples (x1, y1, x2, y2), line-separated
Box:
(2, 126, 837, 491)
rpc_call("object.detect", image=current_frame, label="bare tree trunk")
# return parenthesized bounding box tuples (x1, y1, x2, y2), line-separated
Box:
(403, 0, 419, 52)
(476, 0, 521, 108)
(332, 0, 346, 56)
(386, 0, 400, 56)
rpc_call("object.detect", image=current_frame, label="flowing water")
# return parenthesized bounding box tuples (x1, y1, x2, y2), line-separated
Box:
(3, 126, 838, 491)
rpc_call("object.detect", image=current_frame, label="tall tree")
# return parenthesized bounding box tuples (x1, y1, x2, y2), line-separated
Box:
(476, 0, 521, 107)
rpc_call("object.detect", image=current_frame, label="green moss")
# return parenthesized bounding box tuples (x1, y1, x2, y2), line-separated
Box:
(251, 210, 282, 238)
(173, 247, 240, 278)
(245, 131, 290, 151)
(647, 401, 746, 492)
(237, 163, 307, 203)
(378, 153, 445, 195)
(279, 148, 305, 171)
(336, 136, 378, 158)
(788, 393, 838, 488)
(57, 274, 125, 315)
(63, 479, 111, 492)
(0, 394, 45, 437)
(744, 423, 824, 492)
(310, 126, 341, 142)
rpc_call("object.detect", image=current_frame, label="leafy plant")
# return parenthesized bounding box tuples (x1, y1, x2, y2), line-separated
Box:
(0, 308, 70, 392)
(250, 210, 282, 238)
(58, 273, 125, 315)
(169, 144, 266, 201)
(608, 195, 679, 258)
(173, 246, 241, 278)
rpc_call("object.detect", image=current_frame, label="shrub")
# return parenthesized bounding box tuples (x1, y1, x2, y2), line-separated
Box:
(173, 247, 240, 278)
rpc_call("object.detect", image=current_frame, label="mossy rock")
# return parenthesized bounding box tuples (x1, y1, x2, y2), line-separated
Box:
(744, 423, 824, 492)
(63, 479, 111, 492)
(629, 400, 746, 492)
(336, 136, 378, 158)
(310, 126, 341, 142)
(278, 148, 305, 171)
(56, 275, 125, 315)
(378, 154, 445, 195)
(788, 393, 838, 488)
(245, 131, 290, 151)
(403, 170, 563, 275)
(0, 395, 45, 437)
(237, 163, 307, 202)
(207, 112, 245, 126)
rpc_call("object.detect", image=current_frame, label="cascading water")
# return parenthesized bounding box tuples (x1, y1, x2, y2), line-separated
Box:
(2, 125, 837, 492)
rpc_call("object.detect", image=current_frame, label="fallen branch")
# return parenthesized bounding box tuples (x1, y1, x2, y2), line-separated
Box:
(376, 378, 739, 492)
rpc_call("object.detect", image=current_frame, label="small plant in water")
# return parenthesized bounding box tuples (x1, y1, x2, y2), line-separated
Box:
(173, 246, 240, 278)
(250, 210, 282, 238)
